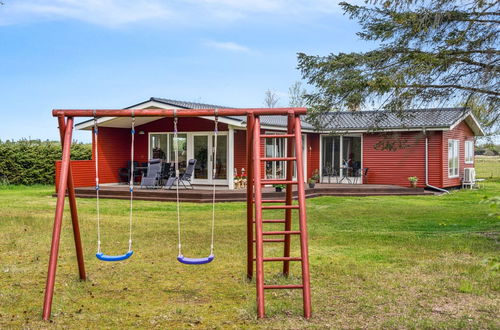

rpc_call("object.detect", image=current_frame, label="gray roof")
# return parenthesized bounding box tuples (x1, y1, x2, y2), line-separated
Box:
(132, 97, 231, 110)
(319, 108, 471, 131)
(77, 98, 482, 135)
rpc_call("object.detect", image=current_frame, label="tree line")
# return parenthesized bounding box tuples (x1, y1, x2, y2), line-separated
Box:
(0, 139, 91, 185)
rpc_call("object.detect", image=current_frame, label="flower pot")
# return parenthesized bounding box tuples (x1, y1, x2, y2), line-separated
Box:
(308, 183, 315, 189)
(275, 187, 283, 192)
(410, 181, 417, 188)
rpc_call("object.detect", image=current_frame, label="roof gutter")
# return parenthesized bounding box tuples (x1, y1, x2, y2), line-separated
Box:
(424, 128, 449, 194)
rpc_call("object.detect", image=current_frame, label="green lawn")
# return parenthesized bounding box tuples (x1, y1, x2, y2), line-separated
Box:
(1, 181, 499, 328)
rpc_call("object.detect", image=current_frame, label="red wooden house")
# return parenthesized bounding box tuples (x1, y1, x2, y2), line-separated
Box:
(56, 97, 484, 190)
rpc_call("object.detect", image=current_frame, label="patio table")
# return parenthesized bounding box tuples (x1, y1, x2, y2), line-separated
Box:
(338, 166, 353, 184)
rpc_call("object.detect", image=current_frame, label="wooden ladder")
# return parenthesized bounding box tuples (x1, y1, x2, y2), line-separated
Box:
(247, 111, 312, 319)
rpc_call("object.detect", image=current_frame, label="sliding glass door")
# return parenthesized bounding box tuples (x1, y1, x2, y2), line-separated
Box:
(321, 135, 362, 183)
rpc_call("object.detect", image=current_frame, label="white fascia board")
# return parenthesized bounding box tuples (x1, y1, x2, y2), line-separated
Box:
(449, 113, 485, 136)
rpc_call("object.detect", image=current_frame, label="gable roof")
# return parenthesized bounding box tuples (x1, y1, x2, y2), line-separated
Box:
(128, 97, 231, 110)
(75, 98, 484, 135)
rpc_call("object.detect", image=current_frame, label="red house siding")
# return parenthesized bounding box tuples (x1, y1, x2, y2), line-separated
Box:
(55, 160, 95, 191)
(307, 134, 320, 180)
(362, 131, 442, 188)
(55, 127, 132, 190)
(234, 129, 247, 175)
(442, 122, 475, 188)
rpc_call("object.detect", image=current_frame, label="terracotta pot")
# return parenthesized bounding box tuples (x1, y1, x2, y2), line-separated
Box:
(410, 181, 417, 188)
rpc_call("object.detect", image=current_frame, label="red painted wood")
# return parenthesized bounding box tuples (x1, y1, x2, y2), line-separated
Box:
(234, 129, 247, 175)
(442, 122, 475, 187)
(53, 107, 307, 117)
(307, 134, 320, 180)
(363, 131, 442, 188)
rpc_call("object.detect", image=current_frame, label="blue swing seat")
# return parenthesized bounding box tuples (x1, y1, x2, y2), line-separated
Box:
(177, 254, 214, 265)
(96, 250, 133, 262)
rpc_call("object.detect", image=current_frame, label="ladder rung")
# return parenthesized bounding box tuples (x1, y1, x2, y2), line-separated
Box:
(260, 134, 295, 139)
(253, 239, 286, 243)
(263, 231, 301, 235)
(262, 205, 299, 210)
(257, 199, 287, 203)
(261, 157, 296, 162)
(264, 285, 303, 290)
(253, 257, 302, 262)
(261, 180, 297, 185)
(252, 219, 287, 224)
(263, 257, 302, 262)
(252, 219, 287, 223)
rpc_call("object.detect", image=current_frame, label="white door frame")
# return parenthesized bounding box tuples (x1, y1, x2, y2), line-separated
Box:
(148, 131, 229, 186)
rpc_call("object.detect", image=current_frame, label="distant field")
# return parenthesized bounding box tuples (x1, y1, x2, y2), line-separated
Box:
(475, 156, 500, 179)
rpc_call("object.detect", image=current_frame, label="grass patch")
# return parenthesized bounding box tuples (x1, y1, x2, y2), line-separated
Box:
(0, 182, 499, 328)
(475, 155, 500, 179)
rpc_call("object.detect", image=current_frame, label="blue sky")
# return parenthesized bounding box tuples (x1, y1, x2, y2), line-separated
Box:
(0, 0, 371, 142)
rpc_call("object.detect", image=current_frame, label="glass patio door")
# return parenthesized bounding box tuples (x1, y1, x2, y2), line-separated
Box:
(192, 133, 227, 183)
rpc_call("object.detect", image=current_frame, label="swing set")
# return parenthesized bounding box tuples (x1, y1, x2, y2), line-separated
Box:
(43, 107, 311, 320)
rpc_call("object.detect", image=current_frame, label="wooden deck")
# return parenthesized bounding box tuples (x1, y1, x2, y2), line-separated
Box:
(69, 183, 433, 203)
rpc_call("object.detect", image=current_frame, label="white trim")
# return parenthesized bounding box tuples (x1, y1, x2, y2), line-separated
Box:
(147, 131, 230, 186)
(228, 126, 235, 189)
(464, 140, 474, 164)
(448, 139, 460, 178)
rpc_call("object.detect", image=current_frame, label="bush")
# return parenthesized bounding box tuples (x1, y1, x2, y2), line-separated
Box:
(0, 139, 91, 185)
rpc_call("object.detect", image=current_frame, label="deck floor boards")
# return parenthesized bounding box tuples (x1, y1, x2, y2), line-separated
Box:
(64, 183, 432, 203)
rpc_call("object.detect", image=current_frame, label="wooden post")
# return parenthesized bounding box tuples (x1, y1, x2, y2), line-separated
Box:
(252, 117, 265, 318)
(294, 115, 312, 319)
(57, 116, 86, 281)
(246, 114, 255, 280)
(283, 111, 295, 276)
(42, 117, 74, 320)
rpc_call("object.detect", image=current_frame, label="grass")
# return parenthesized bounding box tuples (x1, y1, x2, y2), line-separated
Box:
(0, 162, 499, 328)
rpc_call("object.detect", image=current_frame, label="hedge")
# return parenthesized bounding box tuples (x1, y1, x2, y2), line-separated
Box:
(0, 139, 92, 185)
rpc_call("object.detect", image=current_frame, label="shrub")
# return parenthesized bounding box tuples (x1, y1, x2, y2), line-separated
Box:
(0, 139, 91, 185)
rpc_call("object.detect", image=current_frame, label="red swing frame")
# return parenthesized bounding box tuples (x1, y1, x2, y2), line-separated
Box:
(44, 107, 311, 320)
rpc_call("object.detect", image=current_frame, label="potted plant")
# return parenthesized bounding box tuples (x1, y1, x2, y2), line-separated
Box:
(308, 169, 320, 188)
(408, 176, 418, 188)
(273, 184, 285, 192)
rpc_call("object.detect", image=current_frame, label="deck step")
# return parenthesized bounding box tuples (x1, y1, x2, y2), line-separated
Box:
(263, 231, 301, 235)
(264, 285, 303, 290)
(260, 134, 295, 139)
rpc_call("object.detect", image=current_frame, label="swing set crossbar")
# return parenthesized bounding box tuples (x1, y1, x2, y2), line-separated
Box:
(52, 107, 307, 117)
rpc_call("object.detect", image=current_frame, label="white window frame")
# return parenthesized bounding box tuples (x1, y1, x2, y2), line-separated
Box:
(448, 139, 460, 178)
(464, 140, 474, 164)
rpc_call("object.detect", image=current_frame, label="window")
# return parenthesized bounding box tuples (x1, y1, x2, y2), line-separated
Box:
(465, 140, 474, 164)
(448, 139, 459, 178)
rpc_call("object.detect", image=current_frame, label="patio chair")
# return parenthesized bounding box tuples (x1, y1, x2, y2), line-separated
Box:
(118, 161, 140, 183)
(140, 159, 163, 189)
(353, 167, 369, 184)
(165, 159, 197, 190)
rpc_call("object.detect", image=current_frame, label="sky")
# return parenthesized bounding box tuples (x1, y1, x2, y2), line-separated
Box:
(0, 0, 371, 142)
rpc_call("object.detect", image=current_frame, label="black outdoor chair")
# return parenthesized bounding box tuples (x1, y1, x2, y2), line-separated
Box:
(165, 159, 196, 190)
(118, 161, 140, 184)
(353, 167, 369, 184)
(140, 159, 163, 189)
